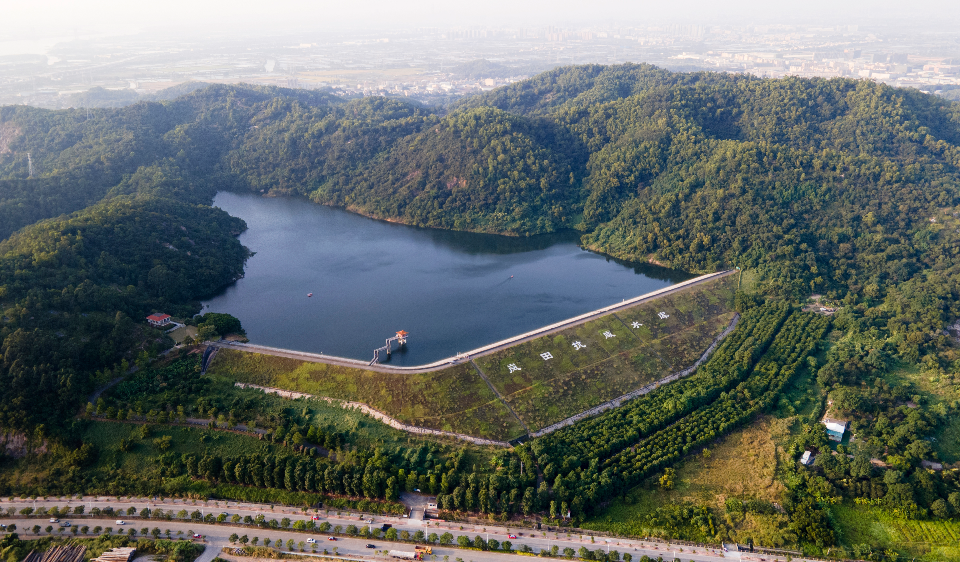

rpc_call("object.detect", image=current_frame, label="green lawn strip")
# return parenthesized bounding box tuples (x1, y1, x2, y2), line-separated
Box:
(209, 351, 500, 426)
(473, 316, 627, 395)
(503, 352, 664, 431)
(410, 397, 527, 442)
(615, 276, 736, 340)
(830, 503, 960, 560)
(935, 416, 960, 463)
(481, 311, 735, 430)
(83, 421, 278, 473)
(100, 363, 449, 449)
(644, 312, 735, 371)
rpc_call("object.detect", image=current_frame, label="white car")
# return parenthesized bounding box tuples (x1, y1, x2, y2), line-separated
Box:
(49, 518, 59, 523)
(306, 538, 317, 544)
(116, 520, 125, 525)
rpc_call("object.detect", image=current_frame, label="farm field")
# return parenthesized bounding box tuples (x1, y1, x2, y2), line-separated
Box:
(209, 273, 737, 439)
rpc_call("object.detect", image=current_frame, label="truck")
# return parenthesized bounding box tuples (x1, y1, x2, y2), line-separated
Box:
(388, 547, 431, 561)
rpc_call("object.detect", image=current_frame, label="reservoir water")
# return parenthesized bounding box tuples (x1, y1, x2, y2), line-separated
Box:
(203, 192, 693, 365)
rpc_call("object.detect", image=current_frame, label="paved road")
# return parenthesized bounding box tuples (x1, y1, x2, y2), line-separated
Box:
(0, 516, 778, 562)
(0, 497, 812, 562)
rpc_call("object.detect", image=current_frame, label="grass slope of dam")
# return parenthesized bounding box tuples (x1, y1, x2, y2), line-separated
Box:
(206, 271, 739, 441)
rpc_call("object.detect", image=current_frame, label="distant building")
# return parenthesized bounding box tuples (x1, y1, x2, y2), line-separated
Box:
(146, 313, 172, 327)
(822, 418, 848, 441)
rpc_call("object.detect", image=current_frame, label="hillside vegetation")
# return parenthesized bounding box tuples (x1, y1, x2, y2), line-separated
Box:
(1, 64, 960, 559)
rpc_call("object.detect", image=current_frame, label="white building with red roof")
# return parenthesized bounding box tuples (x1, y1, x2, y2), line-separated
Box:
(146, 313, 172, 327)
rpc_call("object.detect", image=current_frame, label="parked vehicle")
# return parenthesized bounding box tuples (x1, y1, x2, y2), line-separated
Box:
(49, 518, 59, 523)
(116, 521, 125, 525)
(327, 537, 337, 541)
(366, 544, 375, 549)
(306, 538, 317, 544)
(507, 534, 517, 539)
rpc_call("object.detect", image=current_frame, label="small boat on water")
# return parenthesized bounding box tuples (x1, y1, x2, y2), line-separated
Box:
(307, 293, 313, 297)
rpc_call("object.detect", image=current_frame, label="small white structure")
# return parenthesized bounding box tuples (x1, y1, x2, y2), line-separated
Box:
(800, 450, 815, 466)
(823, 418, 848, 441)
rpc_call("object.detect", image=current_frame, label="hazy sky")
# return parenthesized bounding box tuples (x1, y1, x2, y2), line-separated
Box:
(6, 0, 960, 39)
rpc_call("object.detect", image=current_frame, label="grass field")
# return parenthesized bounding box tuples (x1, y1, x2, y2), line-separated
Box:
(831, 503, 960, 561)
(581, 416, 793, 546)
(475, 274, 738, 430)
(208, 273, 737, 439)
(167, 325, 197, 344)
(84, 421, 279, 473)
(208, 353, 524, 441)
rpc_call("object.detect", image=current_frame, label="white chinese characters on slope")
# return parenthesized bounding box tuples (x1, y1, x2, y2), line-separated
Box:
(540, 352, 554, 360)
(658, 311, 670, 320)
(602, 330, 616, 339)
(631, 321, 642, 329)
(508, 363, 521, 373)
(572, 341, 586, 350)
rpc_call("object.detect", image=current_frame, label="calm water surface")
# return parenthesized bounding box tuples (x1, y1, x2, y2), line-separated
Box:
(203, 192, 692, 365)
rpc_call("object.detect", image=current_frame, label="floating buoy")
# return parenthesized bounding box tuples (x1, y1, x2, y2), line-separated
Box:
(307, 293, 313, 297)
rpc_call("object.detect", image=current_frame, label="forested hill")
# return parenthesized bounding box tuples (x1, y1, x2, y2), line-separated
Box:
(1, 65, 960, 436)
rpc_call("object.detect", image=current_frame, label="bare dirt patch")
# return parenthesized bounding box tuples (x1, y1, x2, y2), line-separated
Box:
(0, 122, 21, 154)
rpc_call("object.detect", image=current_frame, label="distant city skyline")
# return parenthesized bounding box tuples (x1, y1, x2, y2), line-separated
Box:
(6, 0, 960, 43)
(3, 19, 958, 110)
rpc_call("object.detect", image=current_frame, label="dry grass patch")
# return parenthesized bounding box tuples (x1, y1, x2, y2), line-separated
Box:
(584, 416, 793, 547)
